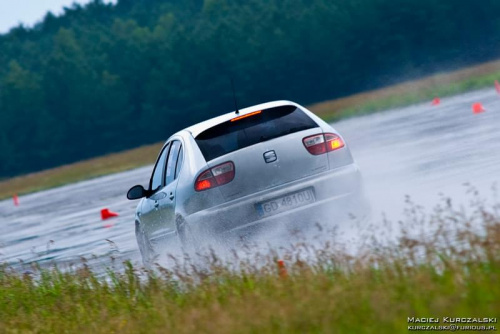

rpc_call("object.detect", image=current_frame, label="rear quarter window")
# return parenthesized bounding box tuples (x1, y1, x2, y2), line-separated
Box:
(195, 105, 318, 162)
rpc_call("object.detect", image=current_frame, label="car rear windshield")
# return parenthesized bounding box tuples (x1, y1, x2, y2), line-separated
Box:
(195, 105, 318, 161)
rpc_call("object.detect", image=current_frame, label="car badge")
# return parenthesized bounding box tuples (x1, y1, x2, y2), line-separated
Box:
(263, 150, 277, 163)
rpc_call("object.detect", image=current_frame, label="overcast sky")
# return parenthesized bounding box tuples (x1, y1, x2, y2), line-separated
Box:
(0, 0, 116, 33)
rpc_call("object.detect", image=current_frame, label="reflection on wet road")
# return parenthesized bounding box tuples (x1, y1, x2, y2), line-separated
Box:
(335, 88, 500, 219)
(1, 88, 499, 269)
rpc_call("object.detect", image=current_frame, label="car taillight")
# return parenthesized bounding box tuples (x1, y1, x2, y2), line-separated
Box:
(303, 133, 344, 155)
(324, 133, 345, 151)
(195, 161, 235, 191)
(302, 134, 326, 155)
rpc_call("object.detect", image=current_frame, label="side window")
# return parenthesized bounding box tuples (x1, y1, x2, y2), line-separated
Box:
(175, 145, 184, 179)
(165, 141, 181, 186)
(150, 144, 170, 192)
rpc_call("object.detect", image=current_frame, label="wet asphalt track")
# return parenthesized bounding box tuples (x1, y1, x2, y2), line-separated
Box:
(1, 88, 499, 270)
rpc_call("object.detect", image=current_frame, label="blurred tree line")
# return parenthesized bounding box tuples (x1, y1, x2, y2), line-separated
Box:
(1, 0, 500, 177)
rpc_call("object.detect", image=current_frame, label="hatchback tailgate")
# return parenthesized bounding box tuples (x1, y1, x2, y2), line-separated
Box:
(207, 128, 328, 201)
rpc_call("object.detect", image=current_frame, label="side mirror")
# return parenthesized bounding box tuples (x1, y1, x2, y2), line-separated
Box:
(127, 185, 147, 200)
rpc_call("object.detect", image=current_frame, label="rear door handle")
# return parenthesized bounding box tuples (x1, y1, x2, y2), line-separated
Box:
(169, 192, 174, 200)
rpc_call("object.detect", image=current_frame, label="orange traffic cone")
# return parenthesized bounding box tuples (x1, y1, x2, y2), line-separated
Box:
(431, 97, 440, 106)
(472, 102, 485, 114)
(13, 194, 19, 206)
(495, 80, 500, 94)
(277, 260, 288, 278)
(101, 208, 119, 220)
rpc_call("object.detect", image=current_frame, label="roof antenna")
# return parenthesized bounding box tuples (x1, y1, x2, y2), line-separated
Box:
(231, 78, 240, 114)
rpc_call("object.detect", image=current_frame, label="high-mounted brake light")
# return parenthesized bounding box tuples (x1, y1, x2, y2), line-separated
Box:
(303, 133, 344, 155)
(230, 110, 262, 122)
(195, 161, 235, 191)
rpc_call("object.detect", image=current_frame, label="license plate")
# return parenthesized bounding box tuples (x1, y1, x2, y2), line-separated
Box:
(255, 188, 316, 218)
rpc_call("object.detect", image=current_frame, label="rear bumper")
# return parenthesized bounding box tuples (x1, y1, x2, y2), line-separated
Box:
(185, 163, 369, 239)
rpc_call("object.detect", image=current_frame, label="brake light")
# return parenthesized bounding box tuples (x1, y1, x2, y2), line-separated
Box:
(230, 110, 262, 122)
(303, 133, 344, 155)
(195, 170, 217, 191)
(195, 161, 235, 191)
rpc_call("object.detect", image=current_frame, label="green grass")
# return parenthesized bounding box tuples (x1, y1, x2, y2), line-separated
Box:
(1, 195, 499, 333)
(2, 59, 500, 200)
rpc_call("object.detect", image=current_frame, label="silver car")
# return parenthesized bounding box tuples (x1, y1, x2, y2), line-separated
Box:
(127, 100, 368, 265)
